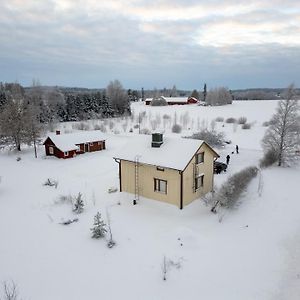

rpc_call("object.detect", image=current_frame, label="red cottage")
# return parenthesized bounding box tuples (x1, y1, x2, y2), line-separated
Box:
(43, 130, 106, 159)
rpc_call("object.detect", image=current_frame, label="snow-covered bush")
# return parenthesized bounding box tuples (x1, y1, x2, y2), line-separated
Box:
(91, 212, 107, 239)
(140, 128, 151, 135)
(238, 117, 247, 124)
(1, 280, 23, 300)
(94, 123, 106, 132)
(260, 149, 278, 168)
(262, 121, 269, 127)
(73, 122, 90, 131)
(188, 129, 225, 147)
(215, 116, 224, 122)
(172, 124, 182, 133)
(242, 123, 251, 129)
(73, 192, 84, 214)
(211, 166, 258, 213)
(151, 98, 167, 106)
(225, 117, 236, 124)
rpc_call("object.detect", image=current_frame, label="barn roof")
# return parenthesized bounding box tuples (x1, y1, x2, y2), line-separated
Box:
(114, 135, 218, 171)
(44, 131, 106, 152)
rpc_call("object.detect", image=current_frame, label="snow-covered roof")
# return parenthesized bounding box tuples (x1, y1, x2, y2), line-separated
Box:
(44, 131, 106, 152)
(145, 96, 189, 103)
(114, 135, 209, 171)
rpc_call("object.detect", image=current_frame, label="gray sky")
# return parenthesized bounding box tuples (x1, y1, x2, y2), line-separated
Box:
(0, 0, 299, 89)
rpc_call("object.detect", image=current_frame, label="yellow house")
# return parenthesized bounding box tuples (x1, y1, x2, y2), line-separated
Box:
(114, 133, 219, 209)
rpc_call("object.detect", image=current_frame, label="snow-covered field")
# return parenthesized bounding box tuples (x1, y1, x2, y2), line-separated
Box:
(0, 100, 299, 300)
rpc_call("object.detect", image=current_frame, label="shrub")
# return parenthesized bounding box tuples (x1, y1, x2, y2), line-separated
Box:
(215, 116, 224, 122)
(225, 117, 236, 124)
(94, 123, 106, 132)
(43, 178, 58, 188)
(211, 166, 258, 213)
(238, 117, 247, 124)
(242, 123, 251, 129)
(133, 124, 139, 129)
(73, 122, 90, 131)
(260, 149, 278, 168)
(172, 124, 182, 133)
(262, 121, 269, 127)
(188, 129, 225, 147)
(151, 97, 168, 106)
(140, 128, 151, 135)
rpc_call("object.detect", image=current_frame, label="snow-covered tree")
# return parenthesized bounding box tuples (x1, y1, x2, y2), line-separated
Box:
(73, 192, 84, 214)
(106, 80, 130, 115)
(262, 84, 300, 166)
(206, 87, 232, 106)
(91, 212, 107, 239)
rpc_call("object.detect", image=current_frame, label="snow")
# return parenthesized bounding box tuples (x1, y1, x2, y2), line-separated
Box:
(114, 135, 206, 170)
(0, 100, 299, 300)
(145, 96, 189, 103)
(45, 131, 106, 152)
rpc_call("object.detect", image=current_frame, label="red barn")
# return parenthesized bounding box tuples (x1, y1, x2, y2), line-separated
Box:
(43, 131, 106, 159)
(145, 96, 199, 105)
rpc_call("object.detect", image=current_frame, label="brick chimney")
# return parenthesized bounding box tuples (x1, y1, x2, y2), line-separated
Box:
(56, 130, 61, 135)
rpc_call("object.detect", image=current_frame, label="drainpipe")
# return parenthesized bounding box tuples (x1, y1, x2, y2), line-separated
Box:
(113, 158, 122, 192)
(180, 171, 183, 210)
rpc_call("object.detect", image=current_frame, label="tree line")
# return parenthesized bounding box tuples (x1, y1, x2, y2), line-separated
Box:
(0, 80, 132, 153)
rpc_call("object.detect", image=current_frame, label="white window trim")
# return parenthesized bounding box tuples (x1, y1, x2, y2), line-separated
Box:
(196, 152, 204, 164)
(195, 174, 204, 191)
(64, 151, 69, 156)
(49, 146, 54, 155)
(154, 178, 167, 194)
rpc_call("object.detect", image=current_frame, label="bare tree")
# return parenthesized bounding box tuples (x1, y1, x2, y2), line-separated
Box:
(262, 84, 300, 166)
(206, 87, 232, 106)
(1, 281, 20, 300)
(0, 97, 26, 151)
(106, 80, 130, 115)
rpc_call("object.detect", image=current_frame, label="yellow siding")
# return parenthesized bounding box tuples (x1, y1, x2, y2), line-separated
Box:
(120, 160, 181, 207)
(182, 143, 215, 207)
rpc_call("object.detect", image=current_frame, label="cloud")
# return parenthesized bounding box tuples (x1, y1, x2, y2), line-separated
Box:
(0, 0, 299, 88)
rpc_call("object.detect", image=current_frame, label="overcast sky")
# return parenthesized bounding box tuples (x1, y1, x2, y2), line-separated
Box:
(0, 0, 299, 89)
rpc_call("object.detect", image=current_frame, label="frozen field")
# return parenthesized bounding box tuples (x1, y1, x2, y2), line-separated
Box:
(0, 100, 299, 300)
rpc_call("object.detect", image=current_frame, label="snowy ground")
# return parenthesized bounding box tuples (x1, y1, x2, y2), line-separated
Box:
(0, 100, 299, 300)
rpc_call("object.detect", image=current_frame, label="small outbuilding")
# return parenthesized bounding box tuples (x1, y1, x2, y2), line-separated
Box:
(43, 131, 106, 159)
(114, 133, 219, 209)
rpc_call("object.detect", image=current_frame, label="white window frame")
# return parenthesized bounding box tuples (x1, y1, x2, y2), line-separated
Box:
(64, 151, 69, 157)
(154, 178, 167, 194)
(195, 175, 204, 190)
(49, 146, 54, 155)
(196, 152, 204, 164)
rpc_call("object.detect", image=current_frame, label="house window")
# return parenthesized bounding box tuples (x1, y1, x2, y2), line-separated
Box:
(154, 178, 167, 194)
(64, 151, 69, 156)
(49, 147, 54, 155)
(89, 142, 94, 146)
(195, 175, 204, 190)
(196, 152, 204, 164)
(156, 167, 164, 172)
(98, 141, 101, 145)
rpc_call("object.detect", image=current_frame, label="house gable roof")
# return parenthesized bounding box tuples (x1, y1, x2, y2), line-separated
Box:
(114, 135, 218, 171)
(43, 131, 106, 152)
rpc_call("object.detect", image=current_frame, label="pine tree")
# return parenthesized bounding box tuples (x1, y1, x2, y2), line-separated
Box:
(91, 212, 107, 239)
(203, 83, 207, 102)
(73, 192, 84, 214)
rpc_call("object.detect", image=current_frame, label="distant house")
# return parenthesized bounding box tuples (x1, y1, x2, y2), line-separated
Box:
(145, 96, 198, 105)
(43, 131, 106, 159)
(113, 133, 219, 209)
